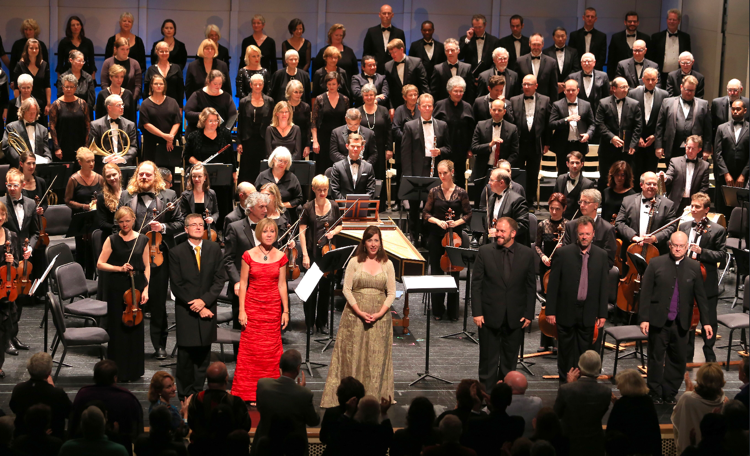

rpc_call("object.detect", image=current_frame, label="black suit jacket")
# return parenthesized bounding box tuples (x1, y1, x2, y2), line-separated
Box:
(363, 25, 406, 74)
(568, 28, 607, 71)
(89, 116, 139, 172)
(223, 217, 257, 286)
(508, 92, 552, 158)
(638, 253, 709, 329)
(498, 34, 531, 71)
(471, 242, 535, 329)
(615, 193, 676, 251)
(714, 120, 750, 179)
(330, 158, 376, 200)
(408, 39, 446, 81)
(711, 96, 750, 139)
(329, 126, 378, 165)
(615, 57, 660, 88)
(478, 189, 530, 246)
(120, 189, 184, 248)
(223, 205, 244, 239)
(516, 54, 559, 99)
(561, 215, 617, 269)
(470, 119, 520, 185)
(542, 45, 581, 84)
(553, 377, 612, 456)
(401, 118, 451, 177)
(627, 85, 670, 139)
(648, 30, 692, 71)
(169, 239, 226, 347)
(476, 67, 520, 99)
(654, 96, 713, 157)
(1, 121, 52, 168)
(3, 194, 39, 253)
(549, 97, 596, 153)
(664, 155, 710, 207)
(9, 379, 72, 440)
(567, 70, 610, 117)
(472, 95, 515, 123)
(178, 189, 219, 227)
(430, 61, 476, 102)
(596, 95, 643, 157)
(384, 56, 430, 110)
(607, 30, 651, 80)
(552, 173, 595, 220)
(679, 219, 726, 298)
(459, 33, 501, 75)
(350, 72, 389, 107)
(254, 376, 320, 454)
(546, 243, 609, 327)
(666, 69, 705, 98)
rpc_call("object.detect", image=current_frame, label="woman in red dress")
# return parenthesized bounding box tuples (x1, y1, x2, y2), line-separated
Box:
(232, 217, 290, 402)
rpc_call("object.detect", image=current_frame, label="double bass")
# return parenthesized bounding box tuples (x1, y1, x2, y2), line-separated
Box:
(440, 208, 463, 273)
(616, 198, 660, 315)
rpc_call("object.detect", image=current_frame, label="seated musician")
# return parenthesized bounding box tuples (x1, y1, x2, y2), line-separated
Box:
(330, 133, 376, 200)
(89, 94, 138, 172)
(561, 188, 617, 268)
(1, 98, 52, 168)
(478, 168, 529, 245)
(0, 202, 26, 376)
(536, 192, 568, 353)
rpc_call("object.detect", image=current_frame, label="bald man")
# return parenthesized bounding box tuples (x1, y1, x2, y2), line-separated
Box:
(711, 79, 750, 139)
(223, 182, 256, 237)
(639, 231, 711, 405)
(615, 39, 660, 89)
(504, 371, 542, 437)
(363, 5, 406, 74)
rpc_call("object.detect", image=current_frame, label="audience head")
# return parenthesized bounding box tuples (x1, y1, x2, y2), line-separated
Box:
(456, 379, 483, 409)
(0, 417, 13, 446)
(26, 352, 52, 381)
(614, 369, 648, 397)
(354, 396, 381, 425)
(148, 371, 176, 403)
(503, 371, 528, 395)
(698, 413, 728, 445)
(93, 359, 118, 386)
(722, 399, 749, 431)
(279, 349, 302, 377)
(336, 376, 366, 408)
(695, 362, 725, 400)
(531, 407, 561, 440)
(406, 397, 436, 434)
(490, 382, 513, 412)
(530, 440, 556, 456)
(81, 406, 106, 440)
(578, 350, 601, 377)
(510, 437, 533, 456)
(439, 414, 462, 443)
(24, 404, 51, 436)
(149, 405, 173, 436)
(206, 361, 229, 389)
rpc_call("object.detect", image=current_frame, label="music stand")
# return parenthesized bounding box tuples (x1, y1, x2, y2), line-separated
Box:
(66, 211, 98, 276)
(36, 162, 74, 202)
(441, 246, 479, 344)
(336, 197, 379, 220)
(398, 176, 440, 237)
(203, 164, 233, 187)
(403, 275, 457, 385)
(314, 246, 357, 353)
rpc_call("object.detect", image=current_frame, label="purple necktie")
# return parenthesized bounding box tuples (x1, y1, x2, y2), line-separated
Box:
(577, 250, 589, 301)
(667, 277, 680, 320)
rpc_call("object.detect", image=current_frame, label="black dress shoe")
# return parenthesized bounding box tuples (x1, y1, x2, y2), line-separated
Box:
(12, 337, 29, 350)
(0, 370, 5, 378)
(307, 327, 314, 336)
(663, 394, 677, 405)
(648, 391, 663, 405)
(317, 326, 329, 335)
(5, 345, 18, 356)
(154, 348, 167, 360)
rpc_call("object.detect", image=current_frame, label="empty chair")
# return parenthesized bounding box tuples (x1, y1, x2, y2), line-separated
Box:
(717, 250, 749, 370)
(215, 326, 241, 362)
(45, 242, 97, 297)
(44, 205, 75, 251)
(54, 262, 107, 325)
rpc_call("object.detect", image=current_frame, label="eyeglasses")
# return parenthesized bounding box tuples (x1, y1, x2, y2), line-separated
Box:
(5, 184, 20, 189)
(578, 200, 594, 205)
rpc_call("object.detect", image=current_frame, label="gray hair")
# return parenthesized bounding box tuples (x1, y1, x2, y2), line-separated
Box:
(268, 147, 293, 170)
(446, 76, 466, 92)
(285, 79, 304, 100)
(492, 47, 509, 60)
(81, 406, 106, 439)
(16, 74, 33, 88)
(27, 352, 52, 379)
(678, 51, 694, 62)
(354, 396, 381, 425)
(104, 94, 123, 108)
(249, 73, 265, 84)
(205, 24, 221, 39)
(578, 350, 601, 377)
(667, 8, 682, 20)
(18, 98, 40, 121)
(61, 73, 78, 86)
(119, 12, 134, 23)
(361, 83, 377, 95)
(345, 108, 361, 121)
(284, 49, 299, 62)
(246, 192, 270, 212)
(444, 38, 459, 49)
(580, 188, 601, 205)
(417, 93, 434, 106)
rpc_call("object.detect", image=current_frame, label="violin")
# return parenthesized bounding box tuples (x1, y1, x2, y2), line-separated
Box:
(34, 196, 49, 249)
(611, 214, 623, 275)
(690, 217, 709, 329)
(616, 198, 660, 314)
(146, 207, 165, 269)
(284, 223, 300, 280)
(202, 208, 218, 242)
(440, 208, 463, 273)
(319, 222, 336, 277)
(122, 270, 144, 327)
(0, 241, 18, 301)
(16, 239, 33, 296)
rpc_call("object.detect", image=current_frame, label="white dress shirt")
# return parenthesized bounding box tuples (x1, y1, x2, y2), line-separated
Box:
(567, 98, 579, 141)
(524, 95, 535, 131)
(382, 28, 391, 49)
(12, 198, 24, 229)
(349, 158, 359, 186)
(424, 40, 434, 59)
(683, 160, 695, 197)
(639, 197, 654, 236)
(493, 189, 506, 220)
(644, 90, 654, 123)
(512, 36, 522, 59)
(489, 120, 502, 166)
(735, 122, 743, 142)
(584, 28, 593, 52)
(663, 32, 680, 73)
(530, 54, 541, 76)
(555, 47, 565, 73)
(616, 97, 624, 124)
(189, 239, 204, 261)
(396, 57, 406, 84)
(582, 72, 593, 97)
(679, 97, 692, 119)
(422, 118, 435, 157)
(107, 116, 121, 153)
(688, 225, 702, 259)
(626, 33, 636, 49)
(566, 173, 579, 193)
(24, 123, 35, 154)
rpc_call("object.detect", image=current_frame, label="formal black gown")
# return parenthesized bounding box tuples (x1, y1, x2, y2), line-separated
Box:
(49, 98, 90, 162)
(149, 39, 188, 70)
(358, 105, 392, 209)
(104, 234, 148, 382)
(184, 90, 237, 135)
(434, 99, 475, 188)
(281, 39, 312, 72)
(290, 101, 312, 153)
(104, 35, 147, 75)
(144, 64, 185, 107)
(184, 129, 235, 224)
(237, 94, 274, 184)
(9, 39, 49, 75)
(12, 61, 50, 127)
(312, 67, 351, 99)
(601, 188, 636, 224)
(265, 125, 303, 159)
(236, 67, 271, 99)
(268, 68, 311, 105)
(312, 93, 349, 176)
(241, 36, 277, 73)
(56, 37, 97, 75)
(312, 45, 358, 87)
(55, 70, 96, 117)
(67, 174, 102, 278)
(139, 97, 182, 166)
(254, 168, 304, 224)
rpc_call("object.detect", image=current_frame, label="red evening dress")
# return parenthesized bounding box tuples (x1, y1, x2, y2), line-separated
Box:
(231, 252, 288, 401)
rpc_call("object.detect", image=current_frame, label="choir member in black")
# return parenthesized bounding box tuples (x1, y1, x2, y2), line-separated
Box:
(266, 101, 303, 159)
(549, 80, 595, 173)
(286, 80, 312, 159)
(55, 50, 95, 116)
(476, 48, 520, 100)
(352, 55, 390, 108)
(535, 192, 568, 352)
(241, 15, 278, 73)
(473, 75, 509, 124)
(184, 70, 237, 135)
(430, 38, 475, 103)
(393, 85, 420, 147)
(269, 50, 310, 105)
(237, 74, 274, 184)
(300, 175, 343, 334)
(139, 75, 182, 166)
(434, 76, 476, 194)
(408, 21, 445, 83)
(628, 68, 666, 184)
(64, 149, 102, 277)
(312, 73, 349, 176)
(601, 161, 636, 223)
(96, 64, 136, 123)
(0, 204, 23, 376)
(179, 164, 219, 236)
(236, 45, 271, 100)
(103, 12, 147, 74)
(254, 147, 304, 224)
(9, 20, 49, 78)
(145, 42, 185, 110)
(223, 182, 255, 237)
(100, 38, 143, 103)
(545, 216, 610, 381)
(560, 188, 617, 270)
(2, 99, 52, 168)
(120, 161, 184, 360)
(639, 231, 711, 404)
(96, 206, 150, 382)
(423, 160, 472, 321)
(330, 133, 376, 200)
(312, 46, 351, 99)
(282, 19, 312, 73)
(97, 163, 122, 238)
(553, 152, 595, 220)
(385, 39, 430, 116)
(185, 40, 231, 102)
(49, 74, 90, 162)
(148, 20, 187, 71)
(260, 183, 289, 231)
(12, 39, 50, 127)
(359, 83, 392, 210)
(6, 74, 33, 126)
(56, 16, 96, 79)
(205, 25, 230, 65)
(713, 100, 749, 216)
(330, 109, 378, 165)
(0, 69, 10, 128)
(313, 24, 358, 86)
(681, 193, 726, 363)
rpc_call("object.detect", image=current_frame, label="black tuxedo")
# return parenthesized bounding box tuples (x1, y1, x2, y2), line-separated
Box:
(663, 155, 710, 211)
(470, 119, 520, 190)
(546, 243, 610, 378)
(628, 85, 669, 178)
(561, 215, 617, 269)
(478, 189, 529, 246)
(542, 45, 581, 86)
(476, 67, 520, 99)
(384, 56, 430, 110)
(430, 61, 476, 102)
(471, 242, 535, 389)
(350, 72, 389, 107)
(655, 96, 712, 158)
(615, 57, 660, 88)
(549, 97, 596, 170)
(596, 95, 642, 189)
(1, 121, 52, 168)
(607, 30, 651, 80)
(401, 118, 451, 177)
(713, 119, 749, 215)
(330, 158, 376, 200)
(498, 34, 530, 71)
(639, 254, 709, 397)
(568, 28, 607, 71)
(223, 204, 244, 239)
(552, 173, 595, 220)
(508, 92, 552, 202)
(515, 54, 559, 99)
(458, 33, 501, 76)
(711, 96, 750, 139)
(3, 194, 39, 254)
(567, 70, 610, 120)
(169, 239, 226, 397)
(648, 29, 692, 78)
(329, 126, 378, 165)
(471, 95, 515, 123)
(666, 69, 705, 98)
(408, 39, 446, 81)
(615, 193, 676, 252)
(363, 25, 406, 74)
(89, 116, 138, 173)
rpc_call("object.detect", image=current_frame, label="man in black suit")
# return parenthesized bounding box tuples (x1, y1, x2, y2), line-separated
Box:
(595, 77, 642, 190)
(561, 188, 617, 268)
(329, 109, 378, 165)
(89, 94, 138, 172)
(464, 383, 520, 455)
(615, 171, 677, 254)
(350, 55, 389, 107)
(553, 152, 594, 220)
(655, 75, 712, 161)
(1, 98, 52, 168)
(542, 27, 580, 99)
(607, 11, 651, 81)
(549, 80, 595, 172)
(639, 231, 711, 404)
(498, 15, 530, 72)
(546, 216, 609, 380)
(567, 53, 610, 133)
(478, 169, 529, 246)
(471, 217, 535, 391)
(408, 21, 446, 82)
(568, 8, 607, 71)
(470, 99, 519, 203)
(516, 34, 558, 100)
(476, 47, 520, 100)
(362, 4, 406, 74)
(330, 133, 376, 200)
(711, 79, 750, 140)
(660, 135, 710, 213)
(509, 74, 552, 206)
(713, 101, 749, 216)
(120, 161, 184, 360)
(222, 182, 255, 238)
(615, 40, 660, 89)
(628, 68, 669, 182)
(431, 38, 475, 102)
(473, 75, 515, 123)
(681, 193, 726, 363)
(169, 213, 226, 399)
(458, 14, 500, 77)
(384, 39, 429, 116)
(648, 9, 692, 87)
(665, 52, 704, 98)
(401, 94, 451, 241)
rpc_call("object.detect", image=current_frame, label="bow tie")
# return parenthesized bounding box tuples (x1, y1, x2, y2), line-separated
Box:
(346, 129, 359, 135)
(422, 120, 432, 124)
(448, 63, 459, 70)
(492, 122, 502, 127)
(686, 158, 698, 164)
(350, 158, 362, 166)
(513, 37, 522, 42)
(12, 199, 23, 206)
(495, 70, 505, 76)
(634, 61, 643, 66)
(475, 35, 485, 41)
(249, 223, 257, 230)
(394, 60, 405, 66)
(556, 47, 565, 52)
(626, 34, 636, 38)
(381, 27, 392, 32)
(568, 102, 577, 106)
(530, 55, 540, 60)
(616, 98, 625, 104)
(524, 96, 534, 101)
(582, 73, 592, 78)
(363, 73, 375, 79)
(668, 32, 678, 38)
(645, 89, 654, 94)
(583, 30, 593, 36)
(681, 98, 694, 106)
(24, 121, 36, 128)
(140, 192, 156, 199)
(733, 120, 744, 126)
(642, 197, 654, 204)
(423, 40, 433, 46)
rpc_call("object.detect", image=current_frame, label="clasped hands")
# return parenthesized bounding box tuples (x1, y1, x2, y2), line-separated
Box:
(189, 298, 214, 319)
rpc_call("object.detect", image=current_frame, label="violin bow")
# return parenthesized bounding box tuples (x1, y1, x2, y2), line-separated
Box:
(185, 143, 232, 181)
(278, 218, 301, 244)
(646, 206, 693, 237)
(281, 227, 307, 253)
(316, 203, 355, 244)
(548, 209, 578, 261)
(127, 210, 152, 264)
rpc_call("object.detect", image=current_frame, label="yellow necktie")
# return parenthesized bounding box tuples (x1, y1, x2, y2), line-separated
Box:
(195, 246, 201, 271)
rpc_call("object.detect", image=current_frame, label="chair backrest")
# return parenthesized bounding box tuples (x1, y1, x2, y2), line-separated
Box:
(528, 213, 538, 245)
(727, 207, 748, 242)
(743, 275, 749, 312)
(0, 164, 8, 196)
(45, 205, 73, 236)
(55, 262, 89, 300)
(734, 249, 749, 277)
(92, 229, 103, 265)
(45, 243, 75, 293)
(46, 292, 66, 334)
(324, 167, 333, 198)
(607, 266, 620, 304)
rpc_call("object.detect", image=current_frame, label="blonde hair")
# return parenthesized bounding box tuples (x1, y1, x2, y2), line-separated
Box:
(244, 44, 262, 66)
(109, 64, 127, 78)
(114, 37, 129, 49)
(6, 168, 24, 184)
(20, 19, 40, 38)
(148, 371, 174, 403)
(197, 39, 218, 58)
(327, 24, 346, 44)
(114, 205, 135, 221)
(312, 174, 329, 191)
(260, 183, 285, 214)
(254, 217, 278, 241)
(155, 41, 169, 53)
(197, 107, 221, 129)
(271, 102, 294, 128)
(615, 369, 649, 396)
(76, 147, 95, 162)
(695, 363, 725, 400)
(0, 202, 7, 219)
(186, 163, 211, 191)
(285, 79, 304, 100)
(386, 39, 405, 51)
(119, 12, 134, 23)
(102, 163, 122, 212)
(323, 46, 341, 60)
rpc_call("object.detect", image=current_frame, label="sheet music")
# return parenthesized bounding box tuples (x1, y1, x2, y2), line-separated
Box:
(294, 263, 324, 302)
(30, 255, 58, 295)
(402, 275, 457, 293)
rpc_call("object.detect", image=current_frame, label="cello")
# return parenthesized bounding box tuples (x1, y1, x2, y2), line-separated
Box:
(616, 198, 660, 315)
(0, 241, 18, 302)
(690, 217, 710, 329)
(16, 239, 33, 296)
(440, 208, 463, 273)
